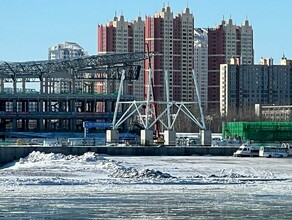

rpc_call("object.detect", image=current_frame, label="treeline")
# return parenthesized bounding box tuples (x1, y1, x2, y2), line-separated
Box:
(172, 107, 289, 133)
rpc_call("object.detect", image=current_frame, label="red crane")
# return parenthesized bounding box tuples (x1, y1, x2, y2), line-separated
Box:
(145, 43, 160, 140)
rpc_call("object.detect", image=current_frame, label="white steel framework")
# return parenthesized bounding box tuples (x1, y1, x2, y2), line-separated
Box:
(112, 69, 206, 132)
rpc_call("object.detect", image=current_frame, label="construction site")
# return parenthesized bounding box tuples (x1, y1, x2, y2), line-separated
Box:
(0, 53, 147, 134)
(0, 52, 210, 146)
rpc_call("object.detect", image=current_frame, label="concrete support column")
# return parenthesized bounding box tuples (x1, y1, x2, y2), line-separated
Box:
(106, 129, 119, 144)
(26, 100, 29, 112)
(59, 118, 63, 130)
(105, 100, 111, 112)
(93, 99, 97, 112)
(13, 80, 17, 94)
(40, 78, 44, 94)
(39, 99, 43, 112)
(45, 78, 49, 94)
(70, 100, 75, 112)
(200, 130, 212, 146)
(21, 119, 25, 131)
(69, 118, 74, 131)
(0, 101, 5, 111)
(13, 100, 17, 112)
(25, 119, 29, 131)
(51, 79, 55, 93)
(22, 78, 25, 93)
(0, 79, 4, 93)
(47, 119, 52, 131)
(164, 130, 176, 146)
(140, 129, 153, 146)
(72, 77, 76, 94)
(12, 118, 17, 131)
(38, 118, 43, 131)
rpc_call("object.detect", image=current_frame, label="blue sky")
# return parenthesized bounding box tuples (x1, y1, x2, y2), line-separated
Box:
(0, 0, 291, 63)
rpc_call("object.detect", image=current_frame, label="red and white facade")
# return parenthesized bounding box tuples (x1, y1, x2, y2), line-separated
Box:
(208, 18, 253, 110)
(98, 6, 195, 103)
(145, 6, 194, 102)
(98, 15, 145, 100)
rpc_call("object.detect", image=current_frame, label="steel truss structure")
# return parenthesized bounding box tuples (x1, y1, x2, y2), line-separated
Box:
(0, 52, 156, 134)
(112, 70, 206, 132)
(0, 52, 156, 82)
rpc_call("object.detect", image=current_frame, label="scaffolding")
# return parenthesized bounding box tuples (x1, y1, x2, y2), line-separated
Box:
(222, 121, 292, 142)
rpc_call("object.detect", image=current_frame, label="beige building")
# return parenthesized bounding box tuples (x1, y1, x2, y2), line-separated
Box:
(220, 57, 292, 116)
(255, 104, 292, 121)
(98, 15, 145, 100)
(48, 42, 88, 94)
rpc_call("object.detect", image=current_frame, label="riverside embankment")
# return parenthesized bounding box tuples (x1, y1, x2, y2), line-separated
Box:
(0, 145, 239, 167)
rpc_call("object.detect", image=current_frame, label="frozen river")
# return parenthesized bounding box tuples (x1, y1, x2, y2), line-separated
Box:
(1, 152, 292, 219)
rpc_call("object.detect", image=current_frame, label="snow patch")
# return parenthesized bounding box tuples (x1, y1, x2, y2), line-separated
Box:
(7, 151, 174, 183)
(17, 151, 105, 164)
(110, 167, 174, 179)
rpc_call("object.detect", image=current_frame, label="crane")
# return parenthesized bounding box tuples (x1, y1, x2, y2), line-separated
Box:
(145, 43, 160, 141)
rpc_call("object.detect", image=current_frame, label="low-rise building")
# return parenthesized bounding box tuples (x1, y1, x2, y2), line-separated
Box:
(255, 104, 292, 121)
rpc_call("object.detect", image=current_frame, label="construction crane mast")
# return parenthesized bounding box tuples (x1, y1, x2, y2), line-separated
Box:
(146, 43, 160, 140)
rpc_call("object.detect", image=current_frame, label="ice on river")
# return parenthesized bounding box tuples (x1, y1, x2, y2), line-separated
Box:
(1, 151, 292, 219)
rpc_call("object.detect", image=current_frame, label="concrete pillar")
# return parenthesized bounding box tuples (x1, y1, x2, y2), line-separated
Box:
(70, 100, 75, 112)
(69, 118, 74, 131)
(90, 82, 94, 94)
(105, 100, 112, 112)
(12, 118, 17, 131)
(13, 80, 17, 94)
(26, 100, 29, 112)
(255, 104, 262, 118)
(106, 129, 119, 144)
(72, 77, 76, 93)
(164, 130, 176, 145)
(13, 100, 17, 112)
(47, 119, 52, 131)
(0, 79, 4, 93)
(22, 78, 25, 93)
(25, 119, 29, 131)
(140, 129, 153, 146)
(200, 130, 212, 146)
(45, 78, 49, 94)
(38, 118, 44, 131)
(40, 78, 44, 94)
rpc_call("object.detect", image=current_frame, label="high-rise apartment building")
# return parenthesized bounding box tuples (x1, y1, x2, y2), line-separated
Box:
(194, 28, 208, 109)
(98, 6, 195, 102)
(220, 57, 292, 116)
(48, 42, 87, 93)
(98, 15, 145, 100)
(145, 6, 194, 102)
(48, 41, 87, 60)
(208, 18, 253, 110)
